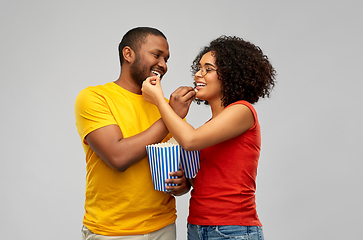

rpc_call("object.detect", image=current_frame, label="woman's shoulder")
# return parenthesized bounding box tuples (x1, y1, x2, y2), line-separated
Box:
(226, 100, 255, 111)
(225, 100, 258, 127)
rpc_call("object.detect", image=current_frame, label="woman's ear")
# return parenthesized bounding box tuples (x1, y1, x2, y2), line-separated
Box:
(122, 46, 135, 64)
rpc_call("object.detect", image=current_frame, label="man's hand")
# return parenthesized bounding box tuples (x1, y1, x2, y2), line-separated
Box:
(169, 86, 196, 119)
(165, 168, 190, 196)
(142, 77, 195, 119)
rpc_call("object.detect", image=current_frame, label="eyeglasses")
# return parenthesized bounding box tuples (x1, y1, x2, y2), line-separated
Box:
(197, 66, 217, 77)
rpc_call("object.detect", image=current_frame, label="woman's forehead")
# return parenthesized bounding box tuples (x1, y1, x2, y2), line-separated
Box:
(200, 51, 216, 65)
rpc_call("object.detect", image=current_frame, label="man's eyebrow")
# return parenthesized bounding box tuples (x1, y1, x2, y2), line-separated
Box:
(153, 49, 165, 54)
(153, 49, 170, 59)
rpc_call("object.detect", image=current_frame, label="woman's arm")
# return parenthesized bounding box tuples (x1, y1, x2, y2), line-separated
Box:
(142, 78, 255, 151)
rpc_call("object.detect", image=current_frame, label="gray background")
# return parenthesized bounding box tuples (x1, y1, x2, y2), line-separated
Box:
(1, 0, 362, 239)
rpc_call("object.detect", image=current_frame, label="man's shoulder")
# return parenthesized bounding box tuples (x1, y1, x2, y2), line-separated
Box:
(77, 82, 114, 98)
(81, 82, 113, 92)
(75, 83, 112, 109)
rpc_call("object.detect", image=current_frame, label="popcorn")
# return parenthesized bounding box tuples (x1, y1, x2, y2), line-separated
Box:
(146, 138, 200, 192)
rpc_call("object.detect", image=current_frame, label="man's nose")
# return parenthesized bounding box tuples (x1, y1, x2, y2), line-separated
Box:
(157, 59, 167, 73)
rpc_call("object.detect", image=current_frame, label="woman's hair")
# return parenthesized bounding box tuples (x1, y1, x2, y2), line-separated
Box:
(191, 36, 276, 106)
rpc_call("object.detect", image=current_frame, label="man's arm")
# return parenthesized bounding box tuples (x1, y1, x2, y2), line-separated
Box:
(86, 85, 196, 172)
(86, 119, 168, 172)
(163, 86, 196, 195)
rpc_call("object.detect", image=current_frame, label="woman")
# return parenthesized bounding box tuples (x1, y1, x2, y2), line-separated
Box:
(142, 36, 276, 240)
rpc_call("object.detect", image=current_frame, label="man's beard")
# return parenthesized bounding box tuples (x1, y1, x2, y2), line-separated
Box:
(130, 54, 149, 86)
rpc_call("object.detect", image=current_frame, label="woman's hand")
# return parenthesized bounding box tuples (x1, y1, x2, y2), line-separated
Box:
(142, 76, 164, 106)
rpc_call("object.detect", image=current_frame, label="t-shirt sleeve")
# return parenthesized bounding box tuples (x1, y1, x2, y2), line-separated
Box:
(75, 87, 117, 144)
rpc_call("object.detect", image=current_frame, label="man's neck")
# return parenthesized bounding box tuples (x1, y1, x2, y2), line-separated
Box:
(114, 72, 142, 95)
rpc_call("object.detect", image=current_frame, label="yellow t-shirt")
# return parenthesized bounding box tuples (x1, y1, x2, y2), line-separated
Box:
(75, 82, 176, 236)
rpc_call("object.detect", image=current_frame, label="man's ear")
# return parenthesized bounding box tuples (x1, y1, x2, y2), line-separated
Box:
(122, 46, 135, 63)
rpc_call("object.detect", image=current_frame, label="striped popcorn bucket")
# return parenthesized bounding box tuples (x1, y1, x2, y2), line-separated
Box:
(146, 141, 200, 192)
(180, 148, 200, 179)
(146, 144, 180, 192)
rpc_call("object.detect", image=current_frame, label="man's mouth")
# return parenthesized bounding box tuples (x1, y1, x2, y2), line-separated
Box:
(151, 70, 162, 78)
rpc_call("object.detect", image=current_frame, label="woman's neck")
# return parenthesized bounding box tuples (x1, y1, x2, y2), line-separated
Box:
(210, 99, 225, 119)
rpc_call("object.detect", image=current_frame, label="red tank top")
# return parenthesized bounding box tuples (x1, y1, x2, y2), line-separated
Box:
(188, 100, 262, 226)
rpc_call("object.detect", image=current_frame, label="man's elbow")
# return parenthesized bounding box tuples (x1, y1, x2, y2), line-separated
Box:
(103, 156, 129, 172)
(114, 165, 128, 172)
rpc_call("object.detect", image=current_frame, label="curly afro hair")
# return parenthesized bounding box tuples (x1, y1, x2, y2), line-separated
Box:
(191, 36, 276, 106)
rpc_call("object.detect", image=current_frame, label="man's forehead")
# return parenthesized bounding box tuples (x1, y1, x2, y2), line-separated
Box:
(142, 35, 169, 54)
(143, 35, 168, 46)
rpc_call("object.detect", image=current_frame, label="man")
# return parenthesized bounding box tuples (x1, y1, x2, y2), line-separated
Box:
(75, 27, 196, 239)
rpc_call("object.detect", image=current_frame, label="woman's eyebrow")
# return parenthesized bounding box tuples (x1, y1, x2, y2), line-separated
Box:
(204, 62, 217, 68)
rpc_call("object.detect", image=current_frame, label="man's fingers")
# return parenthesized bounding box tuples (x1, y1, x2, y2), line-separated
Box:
(172, 86, 195, 96)
(169, 170, 184, 177)
(171, 87, 196, 102)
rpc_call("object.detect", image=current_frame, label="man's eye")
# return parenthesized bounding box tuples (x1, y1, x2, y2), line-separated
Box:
(153, 53, 159, 58)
